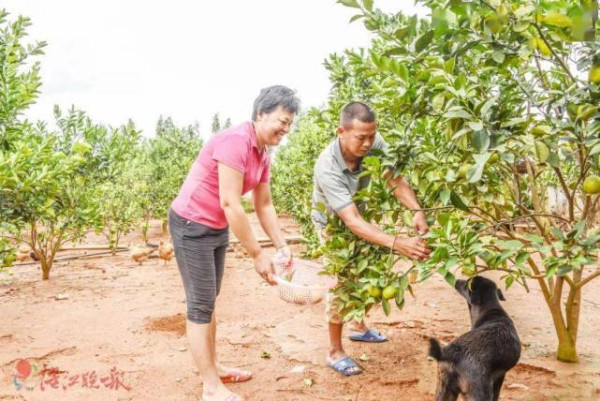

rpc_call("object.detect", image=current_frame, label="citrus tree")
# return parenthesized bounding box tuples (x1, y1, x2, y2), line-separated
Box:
(323, 0, 600, 362)
(0, 10, 45, 151)
(0, 11, 111, 279)
(0, 8, 208, 275)
(136, 117, 203, 236)
(0, 10, 101, 278)
(0, 10, 45, 268)
(271, 111, 333, 247)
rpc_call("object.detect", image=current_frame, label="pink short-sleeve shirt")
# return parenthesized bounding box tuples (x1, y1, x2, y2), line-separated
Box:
(171, 121, 270, 229)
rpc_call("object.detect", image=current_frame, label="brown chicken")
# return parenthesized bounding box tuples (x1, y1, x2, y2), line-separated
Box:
(16, 244, 30, 262)
(130, 244, 156, 265)
(158, 241, 174, 265)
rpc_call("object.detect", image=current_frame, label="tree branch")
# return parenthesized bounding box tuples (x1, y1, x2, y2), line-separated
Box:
(576, 268, 600, 289)
(532, 23, 577, 83)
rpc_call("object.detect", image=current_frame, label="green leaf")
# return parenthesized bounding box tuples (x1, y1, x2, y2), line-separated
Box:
(440, 189, 451, 205)
(444, 109, 472, 119)
(496, 240, 524, 251)
(540, 12, 573, 28)
(444, 272, 456, 286)
(545, 265, 557, 278)
(472, 130, 490, 152)
(515, 252, 529, 266)
(450, 191, 469, 212)
(382, 297, 391, 315)
(415, 30, 434, 52)
(468, 121, 483, 131)
(437, 212, 451, 227)
(468, 153, 491, 183)
(444, 57, 456, 74)
(402, 209, 413, 227)
(338, 0, 360, 8)
(479, 96, 497, 118)
(524, 234, 544, 244)
(396, 63, 409, 83)
(445, 257, 458, 270)
(349, 14, 364, 23)
(395, 290, 405, 308)
(362, 0, 373, 12)
(589, 143, 600, 157)
(492, 50, 506, 64)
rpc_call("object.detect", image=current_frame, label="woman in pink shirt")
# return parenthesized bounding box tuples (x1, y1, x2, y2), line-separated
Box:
(169, 86, 299, 401)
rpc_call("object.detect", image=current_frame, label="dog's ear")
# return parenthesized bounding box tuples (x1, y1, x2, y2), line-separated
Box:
(497, 288, 506, 301)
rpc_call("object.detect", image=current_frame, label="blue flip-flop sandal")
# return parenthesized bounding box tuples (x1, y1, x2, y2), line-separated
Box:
(348, 328, 387, 343)
(327, 356, 363, 376)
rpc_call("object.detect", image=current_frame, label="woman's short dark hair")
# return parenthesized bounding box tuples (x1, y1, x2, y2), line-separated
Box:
(252, 85, 300, 121)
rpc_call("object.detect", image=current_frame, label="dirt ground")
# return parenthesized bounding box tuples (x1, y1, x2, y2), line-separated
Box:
(1, 215, 600, 400)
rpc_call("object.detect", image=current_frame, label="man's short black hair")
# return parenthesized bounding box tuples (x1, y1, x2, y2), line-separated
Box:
(340, 102, 376, 128)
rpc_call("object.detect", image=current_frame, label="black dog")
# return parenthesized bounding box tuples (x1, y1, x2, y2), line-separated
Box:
(428, 276, 521, 401)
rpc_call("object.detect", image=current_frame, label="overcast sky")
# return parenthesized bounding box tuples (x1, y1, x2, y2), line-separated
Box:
(4, 0, 426, 138)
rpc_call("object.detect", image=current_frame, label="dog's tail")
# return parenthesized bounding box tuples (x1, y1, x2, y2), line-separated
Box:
(428, 338, 445, 361)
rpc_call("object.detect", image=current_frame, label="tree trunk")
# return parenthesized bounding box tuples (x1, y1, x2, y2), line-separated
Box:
(141, 216, 150, 243)
(545, 276, 581, 363)
(41, 260, 51, 280)
(556, 331, 578, 362)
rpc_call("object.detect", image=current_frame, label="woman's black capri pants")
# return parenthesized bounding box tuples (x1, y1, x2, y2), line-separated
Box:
(168, 209, 229, 324)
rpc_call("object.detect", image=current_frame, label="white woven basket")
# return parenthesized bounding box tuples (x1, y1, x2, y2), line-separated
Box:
(273, 258, 337, 305)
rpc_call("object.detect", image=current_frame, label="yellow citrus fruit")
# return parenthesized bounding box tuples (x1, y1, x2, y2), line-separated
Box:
(488, 18, 504, 34)
(382, 285, 397, 300)
(488, 153, 500, 164)
(367, 285, 381, 298)
(583, 176, 600, 194)
(530, 38, 552, 57)
(531, 124, 551, 137)
(534, 141, 550, 163)
(3, 254, 16, 266)
(590, 65, 600, 85)
(577, 105, 598, 121)
(459, 163, 471, 179)
(567, 103, 579, 120)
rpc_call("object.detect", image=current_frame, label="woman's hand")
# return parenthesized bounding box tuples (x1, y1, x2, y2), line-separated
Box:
(253, 251, 277, 285)
(275, 245, 292, 266)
